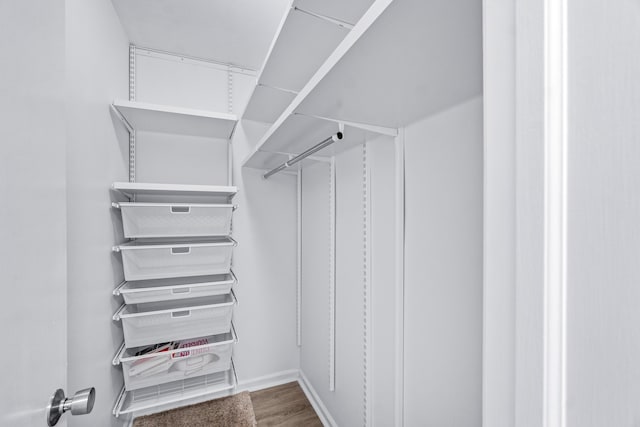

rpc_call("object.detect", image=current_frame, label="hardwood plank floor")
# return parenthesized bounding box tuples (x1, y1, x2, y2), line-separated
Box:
(250, 382, 323, 427)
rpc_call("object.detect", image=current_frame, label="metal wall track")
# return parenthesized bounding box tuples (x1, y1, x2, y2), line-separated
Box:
(297, 170, 302, 347)
(329, 158, 336, 391)
(363, 143, 372, 426)
(128, 44, 136, 184)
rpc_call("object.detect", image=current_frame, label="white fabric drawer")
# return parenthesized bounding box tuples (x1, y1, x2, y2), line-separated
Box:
(115, 202, 234, 238)
(113, 294, 236, 348)
(114, 273, 236, 304)
(115, 330, 236, 391)
(115, 238, 236, 281)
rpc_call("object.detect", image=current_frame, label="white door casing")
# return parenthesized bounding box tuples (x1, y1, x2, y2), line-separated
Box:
(487, 1, 640, 426)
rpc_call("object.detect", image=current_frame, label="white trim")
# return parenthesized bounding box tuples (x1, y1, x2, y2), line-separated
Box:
(543, 0, 568, 425)
(236, 369, 300, 392)
(394, 130, 405, 426)
(299, 371, 338, 427)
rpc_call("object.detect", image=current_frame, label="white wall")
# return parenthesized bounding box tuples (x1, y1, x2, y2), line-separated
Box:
(135, 52, 229, 112)
(300, 146, 366, 427)
(300, 160, 332, 416)
(302, 153, 366, 427)
(134, 51, 233, 186)
(369, 135, 398, 427)
(0, 2, 68, 425)
(136, 132, 229, 185)
(403, 97, 483, 426)
(65, 1, 130, 426)
(566, 1, 640, 425)
(232, 119, 300, 385)
(332, 146, 366, 427)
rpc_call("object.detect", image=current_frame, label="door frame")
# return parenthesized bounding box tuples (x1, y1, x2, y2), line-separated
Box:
(483, 0, 569, 425)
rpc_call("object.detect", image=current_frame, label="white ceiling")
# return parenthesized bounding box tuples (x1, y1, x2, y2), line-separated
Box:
(111, 0, 292, 70)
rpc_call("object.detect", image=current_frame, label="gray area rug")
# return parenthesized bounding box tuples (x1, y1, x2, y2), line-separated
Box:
(132, 391, 257, 427)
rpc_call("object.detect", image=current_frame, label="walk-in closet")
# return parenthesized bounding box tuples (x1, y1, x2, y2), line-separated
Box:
(4, 0, 639, 426)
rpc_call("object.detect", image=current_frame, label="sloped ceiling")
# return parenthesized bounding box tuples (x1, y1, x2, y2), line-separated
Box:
(111, 0, 291, 70)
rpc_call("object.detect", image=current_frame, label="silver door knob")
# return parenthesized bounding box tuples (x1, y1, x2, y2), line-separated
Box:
(46, 387, 95, 426)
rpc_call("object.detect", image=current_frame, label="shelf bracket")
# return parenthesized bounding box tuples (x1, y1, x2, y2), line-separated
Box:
(112, 386, 126, 417)
(112, 304, 126, 321)
(293, 6, 355, 30)
(257, 83, 299, 96)
(112, 342, 125, 366)
(112, 280, 126, 296)
(109, 105, 133, 134)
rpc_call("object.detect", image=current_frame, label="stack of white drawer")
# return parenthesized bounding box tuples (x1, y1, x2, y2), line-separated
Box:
(111, 186, 238, 414)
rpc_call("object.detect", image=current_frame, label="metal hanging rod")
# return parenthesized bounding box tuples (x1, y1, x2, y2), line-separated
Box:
(263, 132, 344, 179)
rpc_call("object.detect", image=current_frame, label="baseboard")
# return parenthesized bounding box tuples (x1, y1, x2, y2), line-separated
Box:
(298, 371, 338, 427)
(236, 369, 300, 393)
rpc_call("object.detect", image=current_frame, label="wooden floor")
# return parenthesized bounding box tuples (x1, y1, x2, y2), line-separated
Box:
(250, 382, 323, 427)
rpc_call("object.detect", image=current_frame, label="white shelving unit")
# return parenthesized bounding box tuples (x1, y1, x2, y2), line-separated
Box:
(242, 0, 482, 172)
(111, 66, 240, 416)
(242, 0, 374, 124)
(112, 182, 237, 199)
(111, 181, 240, 415)
(113, 99, 238, 138)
